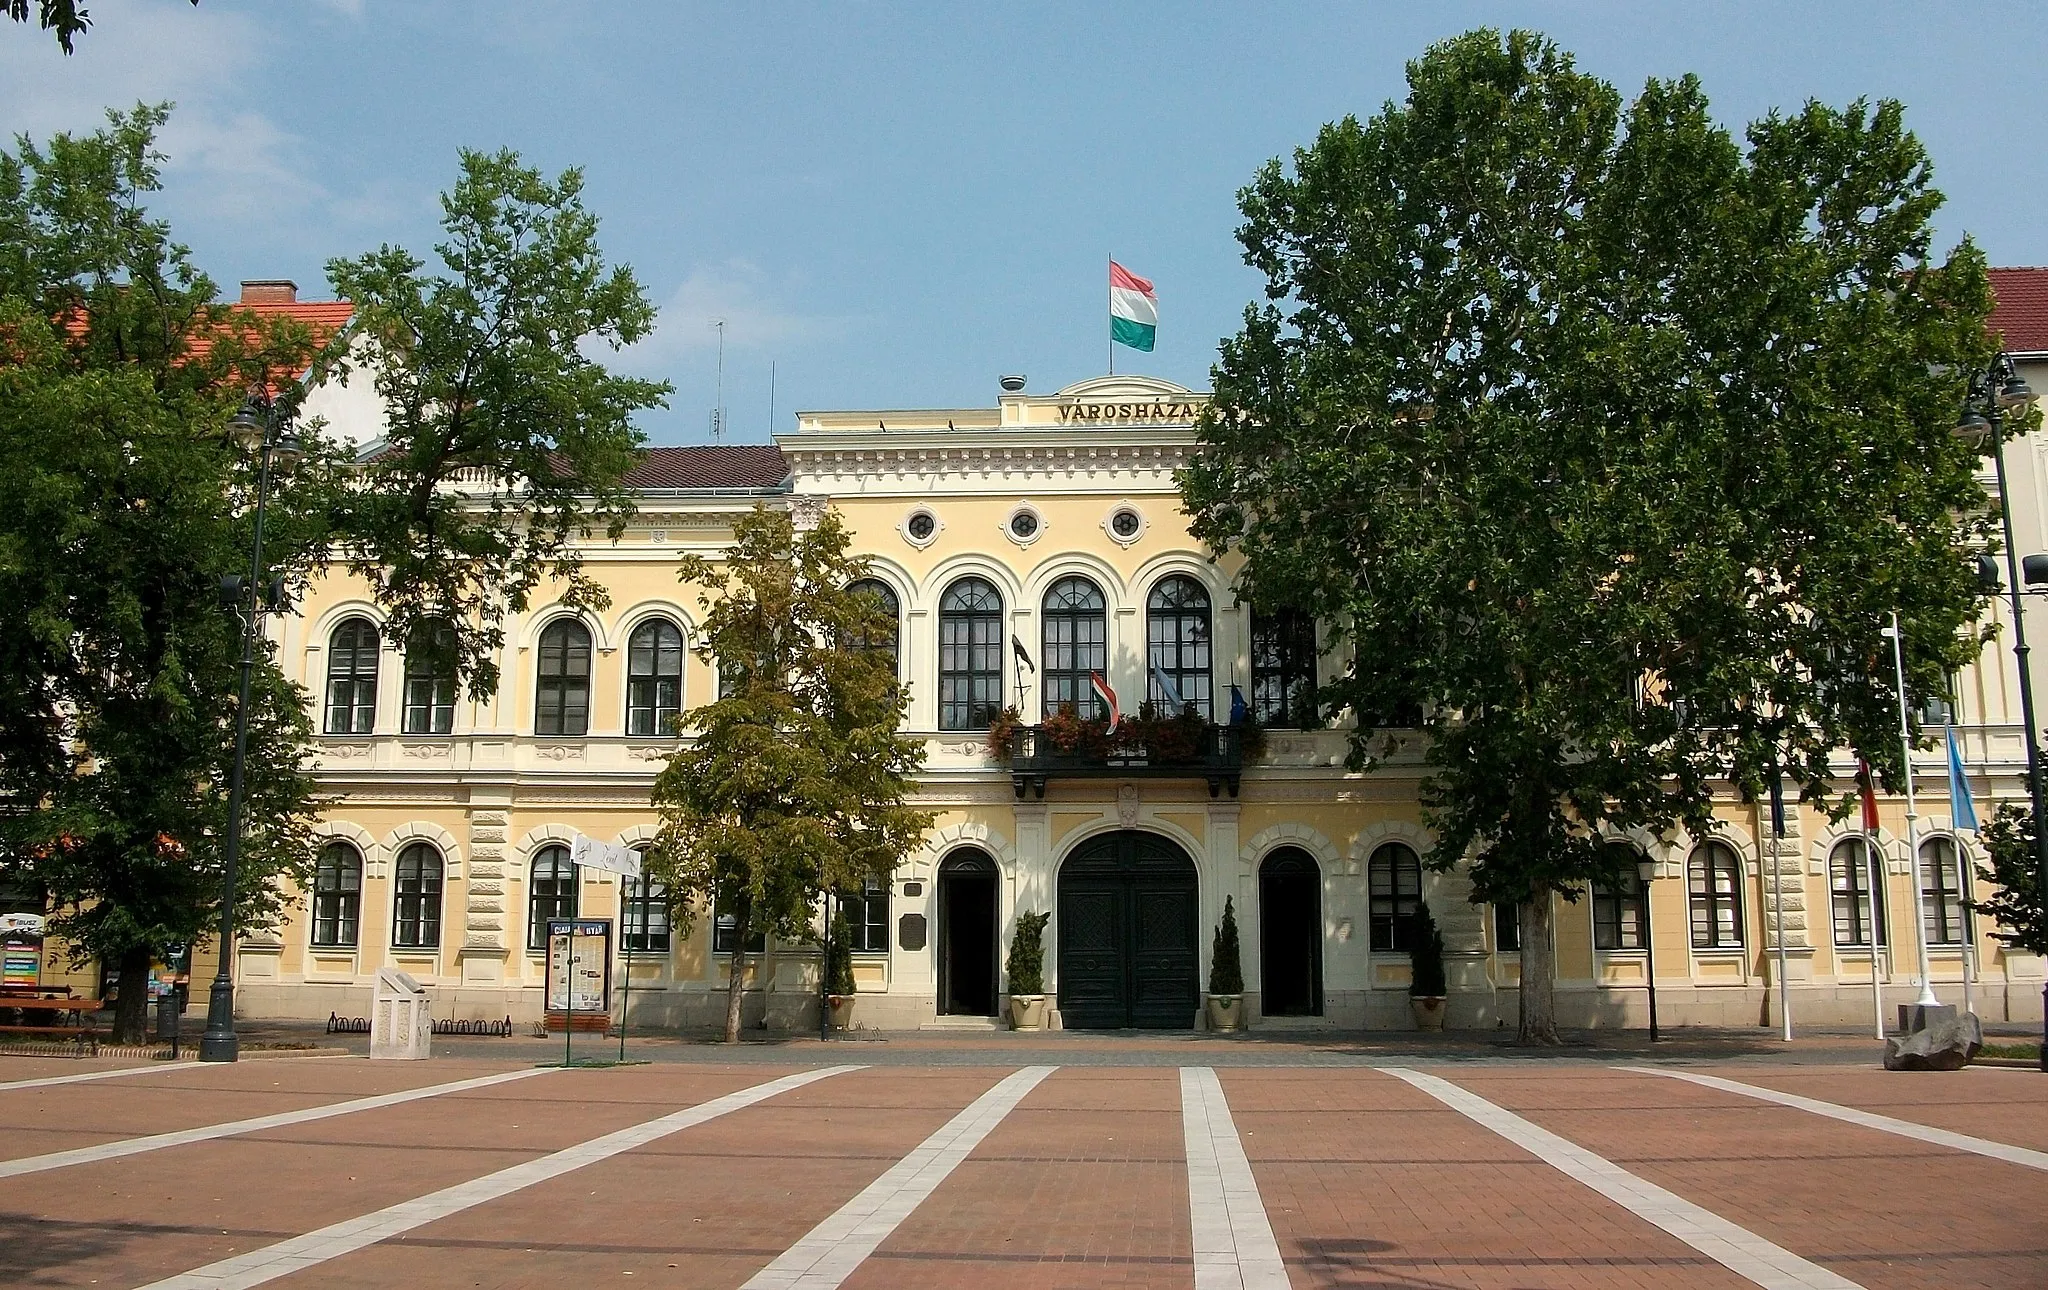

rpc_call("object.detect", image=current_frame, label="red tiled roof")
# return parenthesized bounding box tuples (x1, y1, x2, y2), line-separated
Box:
(183, 298, 355, 366)
(622, 445, 788, 491)
(1990, 267, 2048, 354)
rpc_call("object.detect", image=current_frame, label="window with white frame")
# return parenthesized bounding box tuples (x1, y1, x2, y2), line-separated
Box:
(1829, 837, 1889, 947)
(324, 618, 379, 734)
(1688, 841, 1744, 948)
(626, 618, 685, 737)
(391, 843, 443, 949)
(622, 867, 670, 954)
(311, 841, 362, 948)
(1592, 845, 1647, 950)
(1367, 841, 1422, 951)
(527, 844, 579, 952)
(1919, 835, 1967, 947)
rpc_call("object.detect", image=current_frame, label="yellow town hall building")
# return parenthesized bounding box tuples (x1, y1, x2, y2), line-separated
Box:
(240, 368, 2046, 1033)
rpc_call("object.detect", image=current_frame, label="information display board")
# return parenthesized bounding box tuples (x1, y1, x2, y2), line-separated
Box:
(1, 912, 45, 990)
(545, 919, 612, 1015)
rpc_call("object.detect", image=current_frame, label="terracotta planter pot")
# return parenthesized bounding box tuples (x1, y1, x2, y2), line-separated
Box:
(828, 994, 855, 1030)
(1410, 995, 1446, 1032)
(1207, 994, 1243, 1032)
(1008, 994, 1046, 1030)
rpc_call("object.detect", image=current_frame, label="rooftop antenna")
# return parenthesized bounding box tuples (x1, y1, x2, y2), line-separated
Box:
(710, 318, 726, 443)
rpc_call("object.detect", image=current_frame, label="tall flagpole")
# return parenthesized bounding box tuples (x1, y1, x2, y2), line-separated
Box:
(1887, 612, 1939, 1009)
(1107, 255, 1114, 376)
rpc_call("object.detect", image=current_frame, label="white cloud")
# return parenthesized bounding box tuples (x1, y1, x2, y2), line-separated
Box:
(613, 261, 854, 374)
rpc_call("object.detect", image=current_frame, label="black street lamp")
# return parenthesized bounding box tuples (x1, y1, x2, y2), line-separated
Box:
(1957, 352, 2045, 1071)
(1636, 853, 1660, 1043)
(198, 390, 302, 1064)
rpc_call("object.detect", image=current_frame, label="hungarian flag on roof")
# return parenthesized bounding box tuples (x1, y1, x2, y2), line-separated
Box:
(1110, 261, 1156, 352)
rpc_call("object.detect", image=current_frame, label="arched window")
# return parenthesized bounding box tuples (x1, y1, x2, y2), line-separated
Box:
(1250, 607, 1317, 728)
(391, 843, 444, 949)
(938, 577, 1003, 731)
(535, 619, 593, 736)
(623, 864, 670, 954)
(626, 619, 685, 736)
(403, 619, 457, 735)
(324, 618, 380, 734)
(1688, 841, 1744, 948)
(1367, 841, 1422, 951)
(1592, 844, 1647, 950)
(1147, 575, 1212, 718)
(845, 579, 901, 673)
(1041, 576, 1107, 719)
(1919, 835, 1967, 947)
(1829, 838, 1888, 947)
(528, 844, 579, 952)
(311, 841, 362, 948)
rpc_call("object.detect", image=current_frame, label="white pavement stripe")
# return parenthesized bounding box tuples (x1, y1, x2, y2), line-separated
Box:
(0, 1061, 212, 1093)
(0, 1067, 557, 1179)
(740, 1064, 1056, 1290)
(136, 1065, 860, 1290)
(1627, 1065, 2048, 1173)
(1384, 1068, 1862, 1290)
(1181, 1066, 1293, 1290)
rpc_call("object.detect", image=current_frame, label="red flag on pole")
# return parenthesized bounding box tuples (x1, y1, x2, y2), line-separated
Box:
(1857, 759, 1881, 833)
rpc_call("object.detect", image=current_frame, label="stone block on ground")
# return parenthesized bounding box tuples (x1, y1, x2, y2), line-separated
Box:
(1883, 1007, 1982, 1071)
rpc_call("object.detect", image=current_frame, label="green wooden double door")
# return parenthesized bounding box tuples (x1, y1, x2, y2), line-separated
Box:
(1056, 831, 1199, 1029)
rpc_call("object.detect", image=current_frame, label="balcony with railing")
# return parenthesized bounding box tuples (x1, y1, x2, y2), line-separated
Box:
(999, 716, 1243, 799)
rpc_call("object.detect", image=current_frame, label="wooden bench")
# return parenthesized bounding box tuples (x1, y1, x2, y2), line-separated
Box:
(0, 997, 102, 1055)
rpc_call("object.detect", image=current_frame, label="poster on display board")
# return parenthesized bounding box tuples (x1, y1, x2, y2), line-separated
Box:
(1, 912, 45, 990)
(545, 919, 612, 1014)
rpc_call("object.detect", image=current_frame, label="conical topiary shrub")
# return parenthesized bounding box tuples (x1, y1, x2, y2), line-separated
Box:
(1005, 911, 1050, 1029)
(826, 905, 856, 997)
(1207, 896, 1245, 1031)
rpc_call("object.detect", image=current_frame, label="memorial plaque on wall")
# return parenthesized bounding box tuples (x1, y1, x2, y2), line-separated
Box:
(898, 913, 927, 952)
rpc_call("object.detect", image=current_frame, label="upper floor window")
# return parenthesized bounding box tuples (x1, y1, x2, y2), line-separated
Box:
(626, 619, 685, 737)
(391, 842, 444, 949)
(623, 867, 670, 954)
(1042, 576, 1107, 719)
(535, 619, 592, 736)
(528, 844, 579, 952)
(840, 877, 890, 954)
(1829, 838, 1888, 947)
(1919, 835, 1967, 947)
(939, 577, 1003, 731)
(1147, 576, 1211, 718)
(845, 579, 901, 674)
(1592, 845, 1647, 950)
(1367, 841, 1422, 951)
(713, 901, 767, 955)
(311, 841, 362, 948)
(1688, 841, 1744, 948)
(324, 618, 380, 734)
(403, 620, 457, 735)
(1250, 607, 1317, 728)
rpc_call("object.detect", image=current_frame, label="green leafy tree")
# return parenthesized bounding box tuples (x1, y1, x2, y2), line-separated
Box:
(824, 906, 856, 997)
(1181, 29, 1996, 1042)
(324, 149, 669, 698)
(1972, 805, 2047, 955)
(0, 106, 328, 1042)
(1408, 903, 1448, 998)
(648, 506, 933, 1043)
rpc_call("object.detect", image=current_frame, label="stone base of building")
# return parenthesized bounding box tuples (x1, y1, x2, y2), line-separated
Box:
(236, 977, 2046, 1034)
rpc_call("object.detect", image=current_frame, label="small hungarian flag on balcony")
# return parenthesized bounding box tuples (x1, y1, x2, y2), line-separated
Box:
(1090, 671, 1121, 733)
(1110, 261, 1156, 352)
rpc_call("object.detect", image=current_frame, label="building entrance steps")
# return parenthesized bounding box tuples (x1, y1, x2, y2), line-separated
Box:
(920, 1015, 1004, 1031)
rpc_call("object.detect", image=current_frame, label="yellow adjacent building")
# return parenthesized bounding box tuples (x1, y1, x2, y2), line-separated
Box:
(240, 370, 2045, 1033)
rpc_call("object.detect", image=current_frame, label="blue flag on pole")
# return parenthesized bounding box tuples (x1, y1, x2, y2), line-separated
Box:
(1149, 663, 1185, 713)
(1947, 726, 1979, 832)
(1229, 684, 1249, 725)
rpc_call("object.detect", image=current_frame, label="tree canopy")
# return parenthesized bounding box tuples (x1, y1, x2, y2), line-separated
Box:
(648, 506, 931, 1043)
(1181, 29, 2000, 1041)
(0, 105, 326, 1040)
(6, 0, 196, 54)
(324, 149, 669, 698)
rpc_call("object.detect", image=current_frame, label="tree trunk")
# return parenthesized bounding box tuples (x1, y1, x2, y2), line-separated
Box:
(722, 902, 752, 1044)
(1517, 887, 1560, 1045)
(111, 943, 153, 1046)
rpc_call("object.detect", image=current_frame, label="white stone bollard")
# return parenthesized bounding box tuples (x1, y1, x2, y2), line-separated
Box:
(369, 967, 431, 1060)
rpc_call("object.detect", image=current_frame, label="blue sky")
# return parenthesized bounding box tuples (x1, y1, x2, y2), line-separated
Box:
(6, 1, 2044, 444)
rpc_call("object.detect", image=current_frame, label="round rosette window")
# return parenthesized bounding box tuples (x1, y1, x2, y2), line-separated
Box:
(1102, 504, 1148, 546)
(899, 507, 942, 548)
(1003, 503, 1045, 546)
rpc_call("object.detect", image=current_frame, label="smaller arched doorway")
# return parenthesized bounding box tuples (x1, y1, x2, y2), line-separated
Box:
(1260, 848, 1323, 1017)
(937, 849, 999, 1016)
